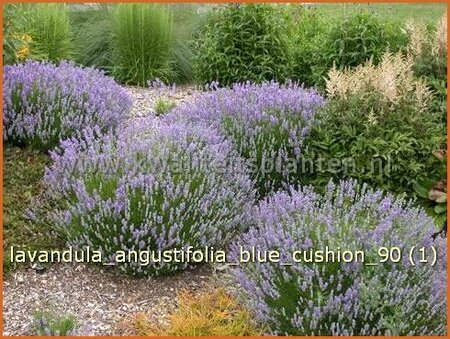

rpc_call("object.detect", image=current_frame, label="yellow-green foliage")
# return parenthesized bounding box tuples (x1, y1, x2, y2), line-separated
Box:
(125, 288, 264, 336)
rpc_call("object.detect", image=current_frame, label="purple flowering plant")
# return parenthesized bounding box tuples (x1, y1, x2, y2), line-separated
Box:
(3, 60, 132, 151)
(41, 118, 255, 276)
(230, 180, 447, 335)
(166, 81, 325, 197)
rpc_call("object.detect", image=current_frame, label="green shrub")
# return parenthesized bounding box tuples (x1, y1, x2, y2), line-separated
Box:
(413, 151, 447, 226)
(291, 10, 407, 88)
(326, 12, 406, 67)
(193, 4, 293, 86)
(111, 3, 174, 85)
(289, 9, 329, 88)
(302, 53, 444, 197)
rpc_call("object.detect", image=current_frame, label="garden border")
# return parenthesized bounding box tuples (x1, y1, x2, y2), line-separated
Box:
(0, 0, 448, 338)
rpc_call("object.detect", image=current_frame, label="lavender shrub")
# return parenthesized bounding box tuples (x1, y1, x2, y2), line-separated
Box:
(166, 81, 325, 197)
(230, 180, 447, 335)
(3, 60, 131, 151)
(42, 119, 255, 276)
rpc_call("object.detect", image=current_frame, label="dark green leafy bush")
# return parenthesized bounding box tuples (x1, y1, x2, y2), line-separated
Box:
(193, 4, 293, 86)
(325, 12, 407, 68)
(302, 53, 444, 197)
(289, 9, 329, 88)
(291, 10, 407, 88)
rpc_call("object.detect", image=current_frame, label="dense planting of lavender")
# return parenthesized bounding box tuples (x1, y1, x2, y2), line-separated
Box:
(166, 81, 325, 197)
(3, 60, 131, 150)
(230, 180, 447, 335)
(42, 119, 255, 276)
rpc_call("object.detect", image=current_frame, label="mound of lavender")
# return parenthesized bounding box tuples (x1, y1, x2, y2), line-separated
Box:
(42, 119, 255, 276)
(230, 180, 447, 335)
(167, 81, 325, 197)
(3, 60, 131, 151)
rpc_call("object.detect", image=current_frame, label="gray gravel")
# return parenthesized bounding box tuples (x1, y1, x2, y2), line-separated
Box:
(3, 263, 213, 336)
(125, 84, 200, 119)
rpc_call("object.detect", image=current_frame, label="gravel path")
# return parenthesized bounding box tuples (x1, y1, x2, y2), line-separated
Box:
(125, 84, 200, 119)
(3, 84, 214, 336)
(3, 263, 214, 336)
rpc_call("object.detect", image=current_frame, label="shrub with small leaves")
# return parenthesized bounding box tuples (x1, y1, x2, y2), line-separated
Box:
(193, 4, 293, 86)
(290, 10, 407, 88)
(167, 81, 325, 197)
(231, 180, 447, 335)
(33, 311, 77, 336)
(3, 60, 131, 151)
(42, 119, 255, 276)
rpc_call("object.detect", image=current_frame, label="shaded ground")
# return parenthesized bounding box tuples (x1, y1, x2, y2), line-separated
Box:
(3, 146, 62, 275)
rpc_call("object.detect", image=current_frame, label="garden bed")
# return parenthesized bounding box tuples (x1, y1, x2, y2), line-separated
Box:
(3, 3, 447, 336)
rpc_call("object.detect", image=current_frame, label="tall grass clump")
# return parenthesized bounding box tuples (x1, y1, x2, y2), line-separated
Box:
(111, 3, 174, 85)
(167, 82, 325, 198)
(3, 61, 131, 151)
(303, 52, 444, 196)
(170, 4, 207, 83)
(71, 5, 113, 72)
(193, 4, 293, 86)
(231, 180, 447, 335)
(24, 3, 73, 62)
(41, 120, 255, 276)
